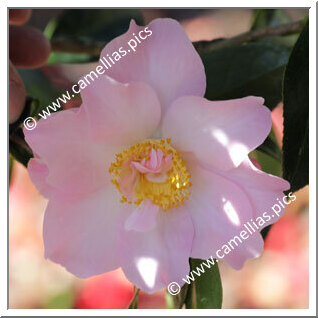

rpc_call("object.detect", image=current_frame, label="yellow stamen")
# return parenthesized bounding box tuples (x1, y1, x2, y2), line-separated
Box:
(109, 138, 191, 211)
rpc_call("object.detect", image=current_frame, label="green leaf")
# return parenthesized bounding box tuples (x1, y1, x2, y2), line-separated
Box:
(253, 149, 281, 177)
(256, 131, 282, 163)
(185, 258, 222, 309)
(251, 9, 291, 30)
(17, 69, 60, 114)
(257, 134, 282, 162)
(251, 9, 278, 30)
(282, 21, 309, 192)
(202, 42, 291, 110)
(250, 9, 299, 47)
(169, 283, 189, 309)
(250, 131, 282, 178)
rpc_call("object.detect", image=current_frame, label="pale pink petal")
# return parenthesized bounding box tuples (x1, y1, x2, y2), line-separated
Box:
(149, 148, 158, 170)
(185, 158, 264, 269)
(80, 75, 161, 145)
(156, 149, 164, 166)
(100, 18, 206, 112)
(222, 158, 290, 229)
(24, 107, 116, 196)
(118, 206, 194, 293)
(43, 186, 125, 278)
(163, 96, 271, 171)
(125, 200, 160, 232)
(219, 232, 264, 270)
(131, 161, 153, 174)
(28, 158, 55, 198)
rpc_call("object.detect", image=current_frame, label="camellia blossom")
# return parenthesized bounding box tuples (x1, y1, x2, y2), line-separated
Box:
(24, 18, 290, 294)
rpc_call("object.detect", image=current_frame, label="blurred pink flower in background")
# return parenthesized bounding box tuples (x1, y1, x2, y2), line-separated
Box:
(9, 163, 76, 308)
(76, 269, 166, 309)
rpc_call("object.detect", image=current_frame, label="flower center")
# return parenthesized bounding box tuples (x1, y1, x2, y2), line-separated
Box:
(109, 138, 191, 211)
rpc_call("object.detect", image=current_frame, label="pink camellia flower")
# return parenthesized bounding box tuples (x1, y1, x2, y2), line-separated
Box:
(24, 18, 290, 294)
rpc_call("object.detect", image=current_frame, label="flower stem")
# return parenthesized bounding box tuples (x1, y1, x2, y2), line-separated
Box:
(194, 19, 305, 54)
(50, 20, 305, 56)
(128, 287, 140, 309)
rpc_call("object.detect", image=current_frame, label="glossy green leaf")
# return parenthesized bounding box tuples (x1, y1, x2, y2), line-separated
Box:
(185, 258, 222, 309)
(251, 9, 290, 30)
(257, 134, 282, 162)
(170, 283, 189, 309)
(17, 69, 60, 114)
(282, 21, 309, 192)
(202, 42, 291, 110)
(254, 149, 281, 177)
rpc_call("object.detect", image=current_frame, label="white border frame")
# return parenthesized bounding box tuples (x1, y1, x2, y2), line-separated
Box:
(3, 1, 316, 316)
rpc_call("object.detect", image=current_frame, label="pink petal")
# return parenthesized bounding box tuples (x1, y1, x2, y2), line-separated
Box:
(24, 107, 116, 197)
(222, 158, 290, 228)
(185, 158, 264, 269)
(125, 200, 160, 232)
(81, 75, 161, 145)
(118, 206, 194, 293)
(28, 158, 54, 198)
(149, 148, 158, 170)
(100, 19, 206, 112)
(131, 161, 153, 174)
(163, 96, 271, 171)
(156, 149, 164, 166)
(43, 186, 125, 278)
